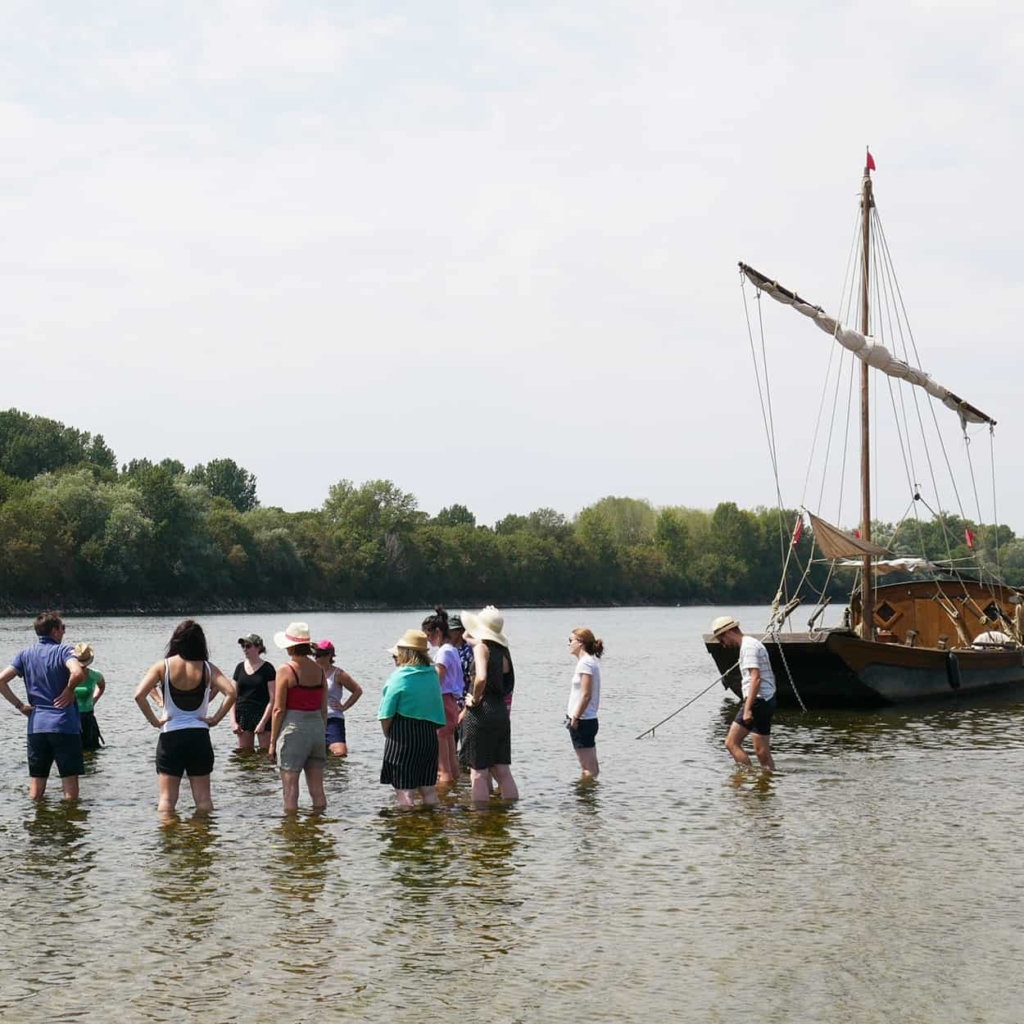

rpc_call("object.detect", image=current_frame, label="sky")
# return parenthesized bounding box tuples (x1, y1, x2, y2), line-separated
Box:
(2, 0, 1023, 530)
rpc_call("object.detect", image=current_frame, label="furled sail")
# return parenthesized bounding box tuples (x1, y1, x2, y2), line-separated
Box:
(739, 263, 995, 427)
(809, 512, 888, 560)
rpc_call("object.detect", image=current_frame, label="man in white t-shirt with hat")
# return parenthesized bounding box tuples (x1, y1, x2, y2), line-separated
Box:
(711, 615, 777, 771)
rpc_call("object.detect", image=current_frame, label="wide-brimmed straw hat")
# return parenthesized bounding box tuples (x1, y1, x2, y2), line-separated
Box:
(461, 606, 508, 647)
(274, 622, 313, 649)
(73, 642, 95, 667)
(711, 615, 740, 638)
(393, 629, 429, 652)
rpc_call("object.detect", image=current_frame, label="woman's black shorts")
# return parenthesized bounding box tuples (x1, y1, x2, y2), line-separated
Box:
(155, 729, 215, 778)
(567, 717, 599, 749)
(235, 703, 270, 734)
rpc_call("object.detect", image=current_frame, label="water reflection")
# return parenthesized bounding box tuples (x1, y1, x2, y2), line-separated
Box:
(151, 814, 222, 944)
(23, 801, 94, 888)
(269, 813, 337, 909)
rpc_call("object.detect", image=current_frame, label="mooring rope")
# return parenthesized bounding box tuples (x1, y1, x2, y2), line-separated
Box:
(635, 661, 738, 740)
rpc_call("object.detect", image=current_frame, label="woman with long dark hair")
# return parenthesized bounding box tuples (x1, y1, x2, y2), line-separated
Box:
(134, 620, 236, 814)
(421, 606, 463, 784)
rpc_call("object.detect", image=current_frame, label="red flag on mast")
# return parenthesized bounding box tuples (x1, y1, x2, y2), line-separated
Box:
(791, 515, 803, 547)
(965, 527, 976, 550)
(866, 150, 876, 171)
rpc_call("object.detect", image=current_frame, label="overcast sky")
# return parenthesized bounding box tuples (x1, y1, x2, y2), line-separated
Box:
(2, 1, 1022, 531)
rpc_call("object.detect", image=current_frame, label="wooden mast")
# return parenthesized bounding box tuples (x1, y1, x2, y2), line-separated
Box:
(860, 154, 875, 641)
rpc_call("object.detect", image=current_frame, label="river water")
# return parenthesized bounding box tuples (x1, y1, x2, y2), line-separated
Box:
(1, 606, 1022, 1023)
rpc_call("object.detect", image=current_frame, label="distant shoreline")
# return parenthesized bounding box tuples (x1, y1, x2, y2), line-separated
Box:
(0, 598, 724, 619)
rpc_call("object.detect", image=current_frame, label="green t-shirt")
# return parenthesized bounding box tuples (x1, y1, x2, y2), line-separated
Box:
(74, 668, 102, 713)
(377, 664, 445, 726)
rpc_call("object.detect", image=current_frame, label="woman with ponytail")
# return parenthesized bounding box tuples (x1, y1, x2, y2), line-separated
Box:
(566, 627, 603, 779)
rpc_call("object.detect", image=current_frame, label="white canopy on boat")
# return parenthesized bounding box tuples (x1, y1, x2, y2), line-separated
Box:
(835, 557, 938, 575)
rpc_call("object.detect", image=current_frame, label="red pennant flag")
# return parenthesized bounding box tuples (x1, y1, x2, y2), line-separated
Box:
(792, 516, 803, 547)
(854, 528, 862, 539)
(965, 527, 976, 549)
(866, 150, 876, 171)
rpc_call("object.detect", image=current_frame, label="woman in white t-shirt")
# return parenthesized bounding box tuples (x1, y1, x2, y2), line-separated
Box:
(566, 627, 603, 779)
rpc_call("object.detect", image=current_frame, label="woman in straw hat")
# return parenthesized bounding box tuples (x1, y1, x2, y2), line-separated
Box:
(460, 606, 519, 802)
(378, 629, 446, 808)
(72, 642, 106, 751)
(269, 622, 329, 813)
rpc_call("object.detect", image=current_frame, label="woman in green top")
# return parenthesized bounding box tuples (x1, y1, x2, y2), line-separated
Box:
(73, 642, 106, 750)
(378, 629, 446, 809)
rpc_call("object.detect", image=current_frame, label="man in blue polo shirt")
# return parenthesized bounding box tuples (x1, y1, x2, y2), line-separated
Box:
(0, 610, 87, 800)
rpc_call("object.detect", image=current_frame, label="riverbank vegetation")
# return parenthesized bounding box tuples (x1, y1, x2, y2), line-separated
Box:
(1, 408, 1018, 612)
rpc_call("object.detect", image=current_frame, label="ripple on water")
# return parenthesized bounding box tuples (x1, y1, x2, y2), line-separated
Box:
(1, 608, 1024, 1022)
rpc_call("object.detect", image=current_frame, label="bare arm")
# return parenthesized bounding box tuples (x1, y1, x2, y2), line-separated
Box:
(134, 662, 167, 728)
(0, 666, 31, 717)
(92, 673, 106, 705)
(467, 643, 487, 705)
(255, 671, 275, 733)
(268, 667, 290, 760)
(743, 668, 762, 720)
(337, 670, 362, 711)
(54, 657, 86, 709)
(203, 664, 237, 727)
(570, 673, 593, 727)
(380, 716, 393, 737)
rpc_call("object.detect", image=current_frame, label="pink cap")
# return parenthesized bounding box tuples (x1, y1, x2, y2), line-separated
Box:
(315, 639, 335, 652)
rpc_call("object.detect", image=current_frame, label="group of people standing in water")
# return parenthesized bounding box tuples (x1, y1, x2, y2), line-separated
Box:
(0, 606, 605, 814)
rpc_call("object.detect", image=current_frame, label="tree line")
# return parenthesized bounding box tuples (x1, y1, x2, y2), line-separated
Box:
(1, 408, 1019, 612)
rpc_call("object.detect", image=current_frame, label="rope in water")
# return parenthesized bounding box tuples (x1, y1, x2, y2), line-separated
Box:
(635, 660, 738, 740)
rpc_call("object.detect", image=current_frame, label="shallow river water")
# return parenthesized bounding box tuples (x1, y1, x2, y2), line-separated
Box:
(1, 606, 1022, 1023)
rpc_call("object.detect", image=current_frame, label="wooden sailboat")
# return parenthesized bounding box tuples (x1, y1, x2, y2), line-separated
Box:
(704, 156, 1024, 707)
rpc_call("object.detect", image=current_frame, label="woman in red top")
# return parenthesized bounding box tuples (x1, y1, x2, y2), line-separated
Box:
(269, 622, 328, 813)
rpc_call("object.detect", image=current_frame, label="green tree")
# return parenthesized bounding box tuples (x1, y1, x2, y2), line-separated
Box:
(188, 458, 258, 513)
(434, 503, 476, 528)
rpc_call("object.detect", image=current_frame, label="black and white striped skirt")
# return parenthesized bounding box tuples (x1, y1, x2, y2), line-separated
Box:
(380, 714, 439, 790)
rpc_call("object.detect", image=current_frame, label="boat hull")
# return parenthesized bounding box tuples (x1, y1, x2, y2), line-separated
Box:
(703, 629, 1024, 708)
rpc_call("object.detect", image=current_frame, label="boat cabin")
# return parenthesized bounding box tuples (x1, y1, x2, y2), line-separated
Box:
(849, 579, 1021, 650)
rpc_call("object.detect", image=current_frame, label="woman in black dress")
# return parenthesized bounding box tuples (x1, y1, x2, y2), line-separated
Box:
(231, 632, 275, 752)
(460, 606, 519, 803)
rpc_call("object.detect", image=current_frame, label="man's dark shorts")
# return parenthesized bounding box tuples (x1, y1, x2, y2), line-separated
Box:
(734, 696, 777, 736)
(28, 732, 85, 778)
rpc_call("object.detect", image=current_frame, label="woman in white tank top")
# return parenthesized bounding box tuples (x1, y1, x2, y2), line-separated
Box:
(134, 620, 236, 814)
